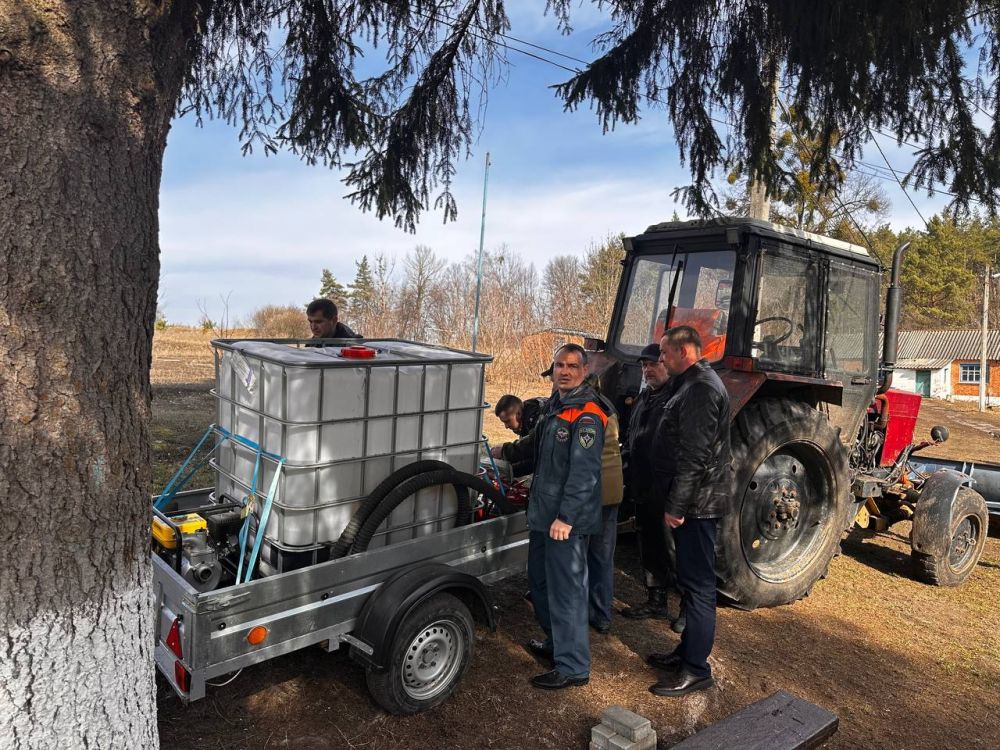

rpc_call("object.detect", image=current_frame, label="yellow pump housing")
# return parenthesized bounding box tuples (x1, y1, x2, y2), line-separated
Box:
(152, 513, 208, 549)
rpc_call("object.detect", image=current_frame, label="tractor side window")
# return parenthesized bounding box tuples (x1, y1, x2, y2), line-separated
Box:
(617, 251, 735, 362)
(826, 265, 876, 375)
(753, 251, 821, 373)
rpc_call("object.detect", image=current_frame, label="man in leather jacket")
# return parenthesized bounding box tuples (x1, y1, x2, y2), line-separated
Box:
(620, 343, 679, 626)
(647, 326, 732, 698)
(524, 344, 606, 690)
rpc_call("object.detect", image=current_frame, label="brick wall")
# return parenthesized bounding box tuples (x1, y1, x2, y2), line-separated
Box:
(950, 360, 1000, 397)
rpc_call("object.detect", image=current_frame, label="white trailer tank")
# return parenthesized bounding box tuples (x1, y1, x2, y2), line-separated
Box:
(211, 339, 489, 570)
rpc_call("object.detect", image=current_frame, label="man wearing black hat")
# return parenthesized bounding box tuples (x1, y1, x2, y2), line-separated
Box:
(620, 343, 681, 627)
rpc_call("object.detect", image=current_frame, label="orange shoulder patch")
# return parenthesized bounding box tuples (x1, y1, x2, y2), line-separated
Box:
(556, 401, 608, 427)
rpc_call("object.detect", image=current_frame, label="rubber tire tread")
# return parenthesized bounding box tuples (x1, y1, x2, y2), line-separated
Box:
(716, 397, 851, 610)
(350, 469, 518, 555)
(911, 486, 989, 587)
(365, 593, 474, 715)
(329, 460, 453, 559)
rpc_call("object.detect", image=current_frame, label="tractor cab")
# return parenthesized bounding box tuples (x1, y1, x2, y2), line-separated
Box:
(603, 218, 882, 445)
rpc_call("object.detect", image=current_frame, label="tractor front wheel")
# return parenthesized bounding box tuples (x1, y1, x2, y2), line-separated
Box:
(911, 487, 988, 587)
(717, 398, 852, 609)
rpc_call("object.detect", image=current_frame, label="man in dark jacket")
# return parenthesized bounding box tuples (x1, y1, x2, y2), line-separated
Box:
(524, 344, 606, 690)
(305, 298, 362, 340)
(620, 343, 678, 625)
(494, 394, 548, 437)
(647, 326, 732, 698)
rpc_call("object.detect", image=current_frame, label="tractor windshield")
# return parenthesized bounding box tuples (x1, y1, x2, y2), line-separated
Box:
(614, 250, 736, 362)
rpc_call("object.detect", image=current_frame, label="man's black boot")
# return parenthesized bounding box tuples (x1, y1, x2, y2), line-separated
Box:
(620, 587, 670, 620)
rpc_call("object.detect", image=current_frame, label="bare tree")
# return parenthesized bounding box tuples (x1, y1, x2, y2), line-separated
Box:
(578, 234, 625, 337)
(398, 245, 446, 340)
(542, 255, 584, 329)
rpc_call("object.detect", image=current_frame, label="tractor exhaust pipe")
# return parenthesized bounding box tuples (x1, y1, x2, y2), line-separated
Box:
(879, 241, 911, 393)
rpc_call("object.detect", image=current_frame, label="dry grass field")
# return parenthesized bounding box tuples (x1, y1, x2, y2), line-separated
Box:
(152, 328, 999, 750)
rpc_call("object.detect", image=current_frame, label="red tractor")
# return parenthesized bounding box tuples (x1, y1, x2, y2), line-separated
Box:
(591, 218, 990, 608)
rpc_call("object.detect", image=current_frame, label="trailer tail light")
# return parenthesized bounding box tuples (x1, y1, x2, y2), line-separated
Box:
(166, 617, 190, 693)
(166, 617, 183, 657)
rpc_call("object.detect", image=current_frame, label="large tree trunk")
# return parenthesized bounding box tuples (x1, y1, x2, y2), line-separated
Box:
(0, 3, 194, 747)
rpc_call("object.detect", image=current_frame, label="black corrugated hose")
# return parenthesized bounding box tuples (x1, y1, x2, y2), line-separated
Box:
(349, 469, 521, 555)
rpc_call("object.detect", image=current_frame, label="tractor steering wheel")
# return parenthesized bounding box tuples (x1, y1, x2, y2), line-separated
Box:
(753, 316, 795, 346)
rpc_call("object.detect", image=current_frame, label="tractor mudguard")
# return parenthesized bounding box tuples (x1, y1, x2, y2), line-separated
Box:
(911, 469, 972, 558)
(348, 562, 495, 671)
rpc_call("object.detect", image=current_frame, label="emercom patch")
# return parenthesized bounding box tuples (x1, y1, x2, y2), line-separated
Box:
(555, 426, 570, 442)
(578, 426, 597, 449)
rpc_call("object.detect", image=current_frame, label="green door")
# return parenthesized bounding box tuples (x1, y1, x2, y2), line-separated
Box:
(915, 370, 931, 396)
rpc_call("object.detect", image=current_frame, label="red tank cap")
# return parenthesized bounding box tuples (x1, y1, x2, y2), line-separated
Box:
(339, 345, 377, 359)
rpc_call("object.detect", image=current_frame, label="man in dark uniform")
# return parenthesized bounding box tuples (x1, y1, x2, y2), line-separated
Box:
(620, 343, 679, 626)
(305, 298, 362, 339)
(524, 344, 606, 690)
(494, 394, 548, 437)
(647, 326, 732, 697)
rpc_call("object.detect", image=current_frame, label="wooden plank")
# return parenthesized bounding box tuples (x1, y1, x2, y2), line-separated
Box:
(670, 690, 838, 750)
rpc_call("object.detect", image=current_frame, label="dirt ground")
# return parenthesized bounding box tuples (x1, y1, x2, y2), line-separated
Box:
(151, 335, 1000, 749)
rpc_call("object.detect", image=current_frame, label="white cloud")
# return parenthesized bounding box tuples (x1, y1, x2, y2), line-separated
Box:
(158, 164, 685, 324)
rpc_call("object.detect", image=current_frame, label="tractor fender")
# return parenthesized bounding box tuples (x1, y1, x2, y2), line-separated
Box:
(348, 562, 495, 671)
(911, 468, 973, 558)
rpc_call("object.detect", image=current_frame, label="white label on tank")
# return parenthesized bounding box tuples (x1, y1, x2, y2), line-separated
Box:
(232, 352, 256, 395)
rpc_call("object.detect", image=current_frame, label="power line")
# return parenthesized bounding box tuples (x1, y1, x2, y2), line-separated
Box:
(868, 128, 929, 228)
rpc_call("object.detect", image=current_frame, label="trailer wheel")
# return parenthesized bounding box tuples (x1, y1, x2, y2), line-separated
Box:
(365, 593, 474, 715)
(717, 398, 851, 609)
(911, 487, 988, 587)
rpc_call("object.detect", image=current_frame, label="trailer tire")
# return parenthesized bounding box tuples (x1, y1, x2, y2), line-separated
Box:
(350, 470, 518, 554)
(911, 487, 988, 587)
(330, 460, 454, 558)
(365, 593, 474, 715)
(717, 398, 851, 609)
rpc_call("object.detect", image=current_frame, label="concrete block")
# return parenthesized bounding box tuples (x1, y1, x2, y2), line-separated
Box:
(601, 706, 652, 742)
(591, 723, 617, 749)
(609, 731, 657, 750)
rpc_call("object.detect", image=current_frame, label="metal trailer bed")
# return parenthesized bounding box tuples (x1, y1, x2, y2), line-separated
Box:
(153, 488, 529, 706)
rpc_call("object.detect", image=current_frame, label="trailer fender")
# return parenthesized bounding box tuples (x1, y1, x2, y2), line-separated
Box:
(349, 563, 495, 671)
(912, 468, 972, 558)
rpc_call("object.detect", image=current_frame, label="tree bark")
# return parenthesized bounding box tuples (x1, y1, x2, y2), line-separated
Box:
(0, 3, 195, 748)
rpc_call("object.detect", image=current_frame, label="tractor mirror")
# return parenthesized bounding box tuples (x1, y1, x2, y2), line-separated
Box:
(930, 425, 949, 443)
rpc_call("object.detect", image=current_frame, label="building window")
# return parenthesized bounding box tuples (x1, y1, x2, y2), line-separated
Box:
(959, 363, 990, 384)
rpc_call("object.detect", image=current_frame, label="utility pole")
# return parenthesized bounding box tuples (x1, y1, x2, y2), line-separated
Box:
(471, 151, 491, 353)
(980, 265, 992, 412)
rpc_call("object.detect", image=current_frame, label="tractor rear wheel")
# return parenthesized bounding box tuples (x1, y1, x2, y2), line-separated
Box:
(911, 487, 988, 587)
(717, 398, 852, 609)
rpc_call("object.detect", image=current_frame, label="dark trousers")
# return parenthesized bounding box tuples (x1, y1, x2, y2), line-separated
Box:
(587, 504, 619, 627)
(528, 530, 590, 678)
(670, 517, 719, 678)
(635, 492, 676, 590)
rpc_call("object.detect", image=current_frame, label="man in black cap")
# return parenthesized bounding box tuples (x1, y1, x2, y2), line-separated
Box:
(620, 343, 681, 628)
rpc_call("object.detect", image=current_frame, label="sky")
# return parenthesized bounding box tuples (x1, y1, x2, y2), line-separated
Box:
(159, 4, 962, 325)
